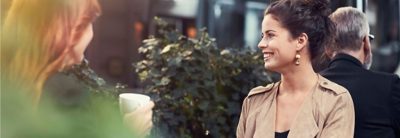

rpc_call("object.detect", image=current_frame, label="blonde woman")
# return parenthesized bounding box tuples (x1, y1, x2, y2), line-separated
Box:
(2, 0, 153, 136)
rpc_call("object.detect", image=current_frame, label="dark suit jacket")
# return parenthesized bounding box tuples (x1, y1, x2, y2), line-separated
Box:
(320, 53, 400, 138)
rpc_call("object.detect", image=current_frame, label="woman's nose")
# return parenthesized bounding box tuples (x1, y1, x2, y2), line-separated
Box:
(258, 39, 268, 49)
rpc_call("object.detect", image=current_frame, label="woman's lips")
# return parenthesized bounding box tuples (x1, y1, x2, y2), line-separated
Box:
(263, 52, 274, 61)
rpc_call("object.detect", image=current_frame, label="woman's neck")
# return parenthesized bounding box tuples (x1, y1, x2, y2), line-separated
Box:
(279, 62, 318, 95)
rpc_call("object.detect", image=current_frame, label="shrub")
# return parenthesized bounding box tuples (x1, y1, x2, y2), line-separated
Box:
(135, 17, 276, 138)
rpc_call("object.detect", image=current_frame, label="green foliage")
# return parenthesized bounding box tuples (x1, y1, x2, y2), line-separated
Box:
(135, 17, 276, 138)
(64, 59, 127, 99)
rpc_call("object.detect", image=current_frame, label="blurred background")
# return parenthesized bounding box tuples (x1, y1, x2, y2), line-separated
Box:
(2, 0, 399, 87)
(94, 0, 400, 88)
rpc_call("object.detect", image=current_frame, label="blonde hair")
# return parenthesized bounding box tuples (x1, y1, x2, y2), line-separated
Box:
(1, 0, 101, 105)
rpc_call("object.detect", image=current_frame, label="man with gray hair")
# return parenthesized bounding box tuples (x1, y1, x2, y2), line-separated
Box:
(320, 7, 400, 138)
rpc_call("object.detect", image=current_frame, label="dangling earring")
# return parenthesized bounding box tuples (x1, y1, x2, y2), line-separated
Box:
(295, 51, 301, 65)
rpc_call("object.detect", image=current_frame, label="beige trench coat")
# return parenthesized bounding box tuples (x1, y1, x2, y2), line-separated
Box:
(237, 75, 355, 138)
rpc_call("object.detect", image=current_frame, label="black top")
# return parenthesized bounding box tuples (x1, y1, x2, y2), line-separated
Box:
(320, 53, 400, 138)
(43, 72, 91, 107)
(275, 130, 289, 138)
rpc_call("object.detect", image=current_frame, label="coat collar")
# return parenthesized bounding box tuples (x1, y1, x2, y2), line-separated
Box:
(252, 74, 344, 137)
(247, 83, 275, 97)
(329, 53, 363, 68)
(247, 74, 346, 97)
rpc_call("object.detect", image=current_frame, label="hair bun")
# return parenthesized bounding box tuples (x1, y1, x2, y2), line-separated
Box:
(303, 0, 331, 16)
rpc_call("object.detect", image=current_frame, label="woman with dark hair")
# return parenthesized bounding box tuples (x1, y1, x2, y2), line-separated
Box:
(236, 0, 355, 138)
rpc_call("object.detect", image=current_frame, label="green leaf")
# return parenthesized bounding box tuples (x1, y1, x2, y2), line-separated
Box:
(160, 77, 171, 86)
(161, 44, 173, 54)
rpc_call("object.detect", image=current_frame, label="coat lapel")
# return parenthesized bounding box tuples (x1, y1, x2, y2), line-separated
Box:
(252, 81, 320, 138)
(253, 83, 279, 138)
(288, 83, 320, 138)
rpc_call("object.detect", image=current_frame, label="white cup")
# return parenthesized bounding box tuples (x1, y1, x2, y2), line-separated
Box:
(119, 93, 151, 114)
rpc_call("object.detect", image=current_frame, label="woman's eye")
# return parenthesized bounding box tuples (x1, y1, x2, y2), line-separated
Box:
(267, 33, 274, 38)
(261, 32, 275, 39)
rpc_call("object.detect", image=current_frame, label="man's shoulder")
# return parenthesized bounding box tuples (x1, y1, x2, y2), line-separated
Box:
(360, 70, 399, 83)
(321, 67, 399, 94)
(369, 70, 398, 78)
(321, 65, 395, 79)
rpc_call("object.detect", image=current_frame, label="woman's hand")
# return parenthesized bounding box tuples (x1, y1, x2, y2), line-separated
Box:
(123, 101, 155, 137)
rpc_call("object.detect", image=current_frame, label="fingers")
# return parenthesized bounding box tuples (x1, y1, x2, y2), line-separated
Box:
(132, 101, 155, 114)
(122, 101, 155, 137)
(143, 119, 153, 133)
(123, 112, 153, 137)
(143, 121, 153, 136)
(123, 101, 154, 124)
(143, 101, 155, 110)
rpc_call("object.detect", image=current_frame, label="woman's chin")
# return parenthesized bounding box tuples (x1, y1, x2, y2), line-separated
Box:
(264, 61, 282, 72)
(264, 62, 274, 70)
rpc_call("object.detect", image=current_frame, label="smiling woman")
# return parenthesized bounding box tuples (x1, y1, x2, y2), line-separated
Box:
(236, 0, 355, 138)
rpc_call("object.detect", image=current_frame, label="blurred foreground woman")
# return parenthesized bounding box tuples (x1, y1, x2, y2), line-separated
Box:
(1, 0, 153, 137)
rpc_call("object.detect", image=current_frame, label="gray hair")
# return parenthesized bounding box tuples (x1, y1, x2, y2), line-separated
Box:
(329, 7, 369, 51)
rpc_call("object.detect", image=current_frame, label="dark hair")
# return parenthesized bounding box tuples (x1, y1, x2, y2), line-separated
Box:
(265, 0, 335, 62)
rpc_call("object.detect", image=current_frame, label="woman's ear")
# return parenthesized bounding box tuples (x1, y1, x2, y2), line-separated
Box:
(296, 33, 308, 51)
